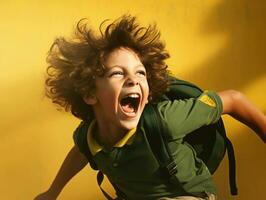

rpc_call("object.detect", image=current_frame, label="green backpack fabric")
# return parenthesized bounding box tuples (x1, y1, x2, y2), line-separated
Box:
(73, 76, 238, 199)
(143, 76, 237, 195)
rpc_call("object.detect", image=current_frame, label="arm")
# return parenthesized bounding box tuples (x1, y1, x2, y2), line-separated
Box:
(218, 90, 266, 143)
(34, 145, 88, 200)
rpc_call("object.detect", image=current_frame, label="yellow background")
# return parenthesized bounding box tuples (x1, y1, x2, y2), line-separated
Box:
(0, 0, 265, 199)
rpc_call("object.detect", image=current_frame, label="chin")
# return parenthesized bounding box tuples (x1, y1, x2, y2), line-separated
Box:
(120, 118, 140, 130)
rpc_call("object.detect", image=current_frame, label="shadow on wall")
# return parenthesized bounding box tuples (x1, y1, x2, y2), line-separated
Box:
(183, 1, 266, 200)
(183, 0, 266, 91)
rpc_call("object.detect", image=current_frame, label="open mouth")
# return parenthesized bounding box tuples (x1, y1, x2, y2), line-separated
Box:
(120, 93, 140, 115)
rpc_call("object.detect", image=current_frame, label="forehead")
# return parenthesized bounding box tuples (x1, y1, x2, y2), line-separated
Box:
(103, 47, 143, 68)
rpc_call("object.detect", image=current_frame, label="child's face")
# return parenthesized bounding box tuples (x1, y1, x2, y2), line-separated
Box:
(86, 47, 149, 133)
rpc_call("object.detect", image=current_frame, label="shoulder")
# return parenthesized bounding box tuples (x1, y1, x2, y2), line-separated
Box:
(149, 91, 223, 139)
(73, 121, 91, 153)
(156, 90, 223, 114)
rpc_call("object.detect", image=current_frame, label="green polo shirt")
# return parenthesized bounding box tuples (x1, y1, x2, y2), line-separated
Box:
(74, 91, 223, 200)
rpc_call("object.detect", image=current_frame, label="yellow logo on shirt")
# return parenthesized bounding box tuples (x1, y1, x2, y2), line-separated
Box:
(199, 95, 216, 107)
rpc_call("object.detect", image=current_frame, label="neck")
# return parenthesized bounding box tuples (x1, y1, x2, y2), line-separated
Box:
(92, 109, 127, 149)
(92, 104, 129, 149)
(95, 122, 126, 150)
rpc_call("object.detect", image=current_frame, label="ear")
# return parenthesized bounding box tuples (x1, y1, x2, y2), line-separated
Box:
(145, 97, 149, 104)
(147, 93, 152, 103)
(83, 95, 98, 105)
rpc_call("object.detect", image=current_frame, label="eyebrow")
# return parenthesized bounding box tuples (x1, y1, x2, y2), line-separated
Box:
(108, 64, 145, 69)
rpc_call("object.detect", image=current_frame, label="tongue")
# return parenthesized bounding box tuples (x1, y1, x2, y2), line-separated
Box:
(122, 104, 135, 113)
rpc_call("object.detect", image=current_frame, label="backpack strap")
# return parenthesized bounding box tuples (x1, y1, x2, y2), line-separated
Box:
(225, 137, 238, 195)
(96, 171, 115, 200)
(142, 104, 180, 186)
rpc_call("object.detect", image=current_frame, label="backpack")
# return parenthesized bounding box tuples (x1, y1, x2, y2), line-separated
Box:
(73, 76, 238, 199)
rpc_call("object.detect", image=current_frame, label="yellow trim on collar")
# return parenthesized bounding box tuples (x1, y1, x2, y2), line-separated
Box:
(87, 121, 103, 156)
(114, 128, 136, 147)
(87, 120, 137, 156)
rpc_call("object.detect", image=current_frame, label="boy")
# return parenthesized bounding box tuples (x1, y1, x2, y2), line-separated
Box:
(35, 15, 266, 200)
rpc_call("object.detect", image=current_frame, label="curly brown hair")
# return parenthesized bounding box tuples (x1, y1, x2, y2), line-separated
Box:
(45, 15, 170, 121)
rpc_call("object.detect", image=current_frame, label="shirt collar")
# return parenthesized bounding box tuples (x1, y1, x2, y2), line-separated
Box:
(87, 120, 137, 156)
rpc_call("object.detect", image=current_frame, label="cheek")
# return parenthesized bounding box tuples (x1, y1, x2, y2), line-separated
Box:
(97, 89, 114, 102)
(96, 82, 120, 103)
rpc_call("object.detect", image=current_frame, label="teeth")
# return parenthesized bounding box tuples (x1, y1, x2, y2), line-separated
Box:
(126, 94, 139, 98)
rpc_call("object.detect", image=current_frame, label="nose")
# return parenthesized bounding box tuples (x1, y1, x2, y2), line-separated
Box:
(125, 75, 139, 87)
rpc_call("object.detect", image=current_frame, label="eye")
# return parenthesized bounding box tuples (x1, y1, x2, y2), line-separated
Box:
(136, 70, 146, 77)
(109, 71, 124, 77)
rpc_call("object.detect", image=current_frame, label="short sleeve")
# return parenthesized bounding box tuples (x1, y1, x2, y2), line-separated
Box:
(72, 121, 90, 155)
(157, 90, 223, 140)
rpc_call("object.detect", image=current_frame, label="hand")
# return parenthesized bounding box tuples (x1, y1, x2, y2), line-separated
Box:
(34, 191, 57, 200)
